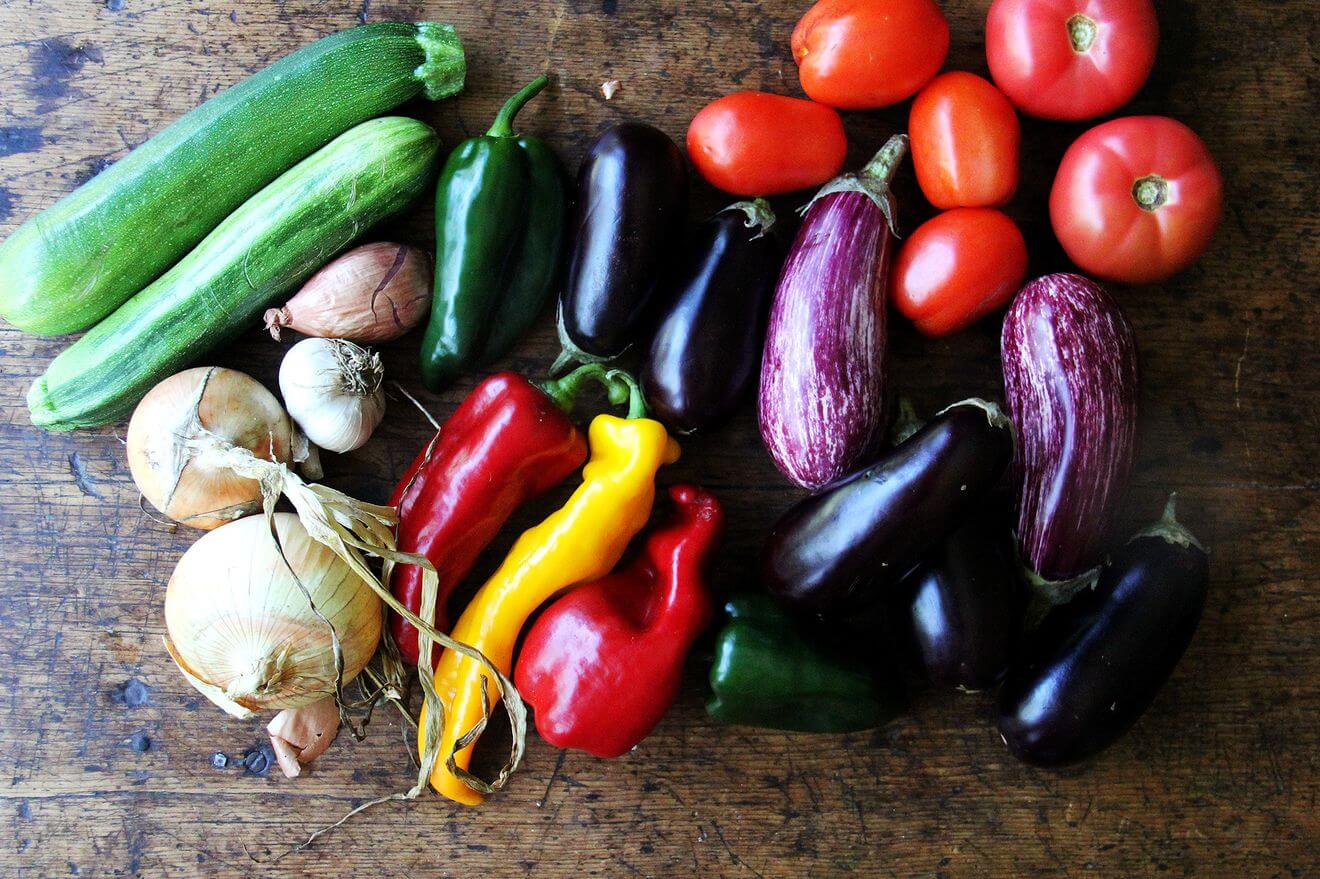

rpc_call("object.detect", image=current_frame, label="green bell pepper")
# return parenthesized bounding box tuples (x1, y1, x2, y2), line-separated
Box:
(706, 595, 899, 733)
(419, 76, 567, 390)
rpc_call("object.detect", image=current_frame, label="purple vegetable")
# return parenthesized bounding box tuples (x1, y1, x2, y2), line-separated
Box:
(1001, 273, 1139, 601)
(758, 135, 907, 490)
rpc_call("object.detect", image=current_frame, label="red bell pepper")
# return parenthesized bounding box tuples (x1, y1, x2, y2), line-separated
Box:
(389, 370, 594, 665)
(514, 484, 722, 757)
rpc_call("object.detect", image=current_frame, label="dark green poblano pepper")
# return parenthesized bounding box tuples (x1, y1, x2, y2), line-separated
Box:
(419, 75, 567, 390)
(706, 595, 899, 733)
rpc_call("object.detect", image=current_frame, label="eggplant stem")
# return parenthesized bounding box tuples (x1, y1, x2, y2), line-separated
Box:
(1133, 493, 1207, 553)
(798, 134, 908, 236)
(723, 198, 776, 240)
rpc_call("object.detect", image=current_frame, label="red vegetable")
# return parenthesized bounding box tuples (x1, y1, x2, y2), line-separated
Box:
(759, 135, 907, 490)
(1050, 116, 1223, 284)
(388, 371, 588, 665)
(985, 0, 1158, 121)
(909, 72, 1020, 209)
(1002, 273, 1139, 601)
(792, 0, 949, 110)
(890, 208, 1028, 337)
(687, 92, 846, 196)
(515, 485, 722, 758)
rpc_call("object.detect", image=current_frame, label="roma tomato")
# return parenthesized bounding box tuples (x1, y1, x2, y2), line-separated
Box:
(985, 0, 1158, 121)
(1050, 116, 1222, 284)
(792, 0, 950, 110)
(910, 72, 1020, 209)
(687, 92, 847, 196)
(890, 208, 1028, 337)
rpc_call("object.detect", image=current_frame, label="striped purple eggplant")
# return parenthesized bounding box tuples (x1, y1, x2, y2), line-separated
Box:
(1001, 273, 1139, 602)
(758, 135, 907, 489)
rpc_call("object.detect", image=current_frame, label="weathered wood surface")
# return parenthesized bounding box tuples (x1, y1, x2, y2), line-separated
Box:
(0, 0, 1315, 876)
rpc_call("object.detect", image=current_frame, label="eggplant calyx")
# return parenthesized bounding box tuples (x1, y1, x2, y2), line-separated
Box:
(723, 198, 776, 240)
(550, 302, 620, 375)
(1132, 493, 1207, 554)
(1021, 562, 1102, 606)
(798, 134, 909, 236)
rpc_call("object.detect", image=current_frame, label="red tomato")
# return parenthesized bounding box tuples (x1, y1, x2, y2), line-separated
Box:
(792, 0, 950, 110)
(985, 0, 1158, 120)
(890, 208, 1028, 337)
(1050, 116, 1222, 284)
(686, 92, 847, 196)
(910, 72, 1020, 209)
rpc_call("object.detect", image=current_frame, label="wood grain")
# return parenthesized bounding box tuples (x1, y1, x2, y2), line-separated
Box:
(0, 1, 1316, 877)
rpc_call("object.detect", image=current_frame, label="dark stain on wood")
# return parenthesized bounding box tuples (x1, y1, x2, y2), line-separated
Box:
(0, 127, 47, 158)
(0, 187, 12, 223)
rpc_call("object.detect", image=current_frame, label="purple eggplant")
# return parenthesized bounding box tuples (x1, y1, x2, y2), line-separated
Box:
(1001, 273, 1138, 602)
(899, 511, 1022, 691)
(998, 496, 1208, 766)
(642, 200, 781, 434)
(758, 135, 907, 490)
(763, 398, 1013, 616)
(557, 123, 688, 365)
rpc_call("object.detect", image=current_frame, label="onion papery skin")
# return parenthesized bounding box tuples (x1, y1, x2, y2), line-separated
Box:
(127, 367, 293, 530)
(165, 513, 382, 713)
(1001, 273, 1138, 590)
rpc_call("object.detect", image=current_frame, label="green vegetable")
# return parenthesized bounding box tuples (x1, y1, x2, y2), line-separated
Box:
(28, 117, 440, 431)
(419, 75, 566, 391)
(706, 595, 900, 733)
(0, 22, 463, 337)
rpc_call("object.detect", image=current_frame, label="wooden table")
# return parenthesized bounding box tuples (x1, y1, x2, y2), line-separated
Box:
(1, 1, 1315, 876)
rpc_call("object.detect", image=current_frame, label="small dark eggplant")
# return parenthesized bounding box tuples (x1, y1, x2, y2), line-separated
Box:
(557, 123, 689, 363)
(1002, 273, 1139, 601)
(763, 399, 1014, 616)
(642, 199, 780, 434)
(899, 512, 1021, 691)
(997, 496, 1209, 767)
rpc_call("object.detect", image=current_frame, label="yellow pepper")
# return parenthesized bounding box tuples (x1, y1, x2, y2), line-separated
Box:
(419, 400, 679, 805)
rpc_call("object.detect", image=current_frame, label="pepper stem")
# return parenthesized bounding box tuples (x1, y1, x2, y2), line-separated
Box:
(605, 369, 648, 420)
(486, 75, 549, 138)
(537, 364, 648, 420)
(538, 363, 612, 412)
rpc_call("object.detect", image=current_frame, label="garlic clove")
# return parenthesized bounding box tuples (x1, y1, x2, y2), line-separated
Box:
(267, 696, 341, 778)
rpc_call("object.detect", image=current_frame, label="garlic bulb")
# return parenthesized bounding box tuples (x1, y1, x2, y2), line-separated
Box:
(127, 367, 294, 530)
(279, 338, 386, 453)
(264, 242, 432, 343)
(164, 513, 382, 718)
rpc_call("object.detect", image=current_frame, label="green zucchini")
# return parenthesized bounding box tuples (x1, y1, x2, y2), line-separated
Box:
(0, 22, 463, 337)
(28, 117, 440, 431)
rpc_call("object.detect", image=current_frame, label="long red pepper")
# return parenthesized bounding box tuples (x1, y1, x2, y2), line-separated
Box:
(388, 371, 589, 665)
(514, 484, 722, 757)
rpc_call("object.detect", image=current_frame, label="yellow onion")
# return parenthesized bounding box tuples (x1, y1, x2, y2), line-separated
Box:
(164, 513, 382, 718)
(127, 367, 295, 530)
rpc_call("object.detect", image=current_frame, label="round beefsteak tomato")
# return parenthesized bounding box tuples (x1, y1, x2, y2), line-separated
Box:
(985, 0, 1158, 120)
(1050, 115, 1222, 284)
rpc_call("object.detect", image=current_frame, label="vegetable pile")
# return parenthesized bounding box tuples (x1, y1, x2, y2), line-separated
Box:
(1, 0, 1221, 829)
